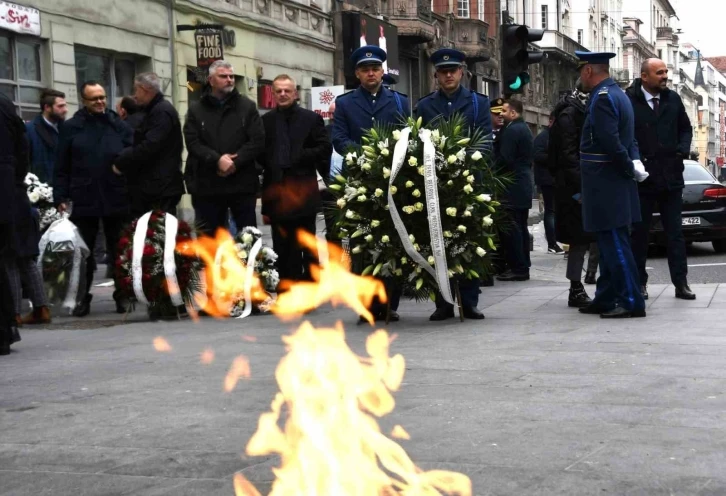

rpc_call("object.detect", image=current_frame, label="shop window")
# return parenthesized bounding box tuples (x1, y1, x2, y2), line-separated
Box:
(74, 48, 137, 103)
(0, 32, 44, 120)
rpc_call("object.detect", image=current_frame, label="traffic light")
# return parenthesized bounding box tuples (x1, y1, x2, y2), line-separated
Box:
(501, 24, 545, 93)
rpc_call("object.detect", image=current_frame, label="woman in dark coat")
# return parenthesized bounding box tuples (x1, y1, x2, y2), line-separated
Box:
(6, 132, 51, 327)
(548, 86, 598, 307)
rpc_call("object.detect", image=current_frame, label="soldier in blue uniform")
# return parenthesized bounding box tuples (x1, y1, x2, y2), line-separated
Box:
(331, 46, 410, 155)
(332, 46, 410, 322)
(576, 51, 647, 319)
(415, 48, 491, 321)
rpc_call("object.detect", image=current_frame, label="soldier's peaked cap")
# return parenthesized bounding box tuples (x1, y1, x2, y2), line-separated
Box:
(431, 48, 466, 68)
(352, 45, 387, 67)
(575, 51, 616, 69)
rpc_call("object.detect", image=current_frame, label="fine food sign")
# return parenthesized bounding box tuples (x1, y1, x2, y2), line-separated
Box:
(195, 30, 224, 68)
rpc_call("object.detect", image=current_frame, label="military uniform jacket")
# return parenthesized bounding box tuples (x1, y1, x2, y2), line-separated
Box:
(580, 78, 641, 232)
(415, 86, 492, 137)
(331, 85, 410, 155)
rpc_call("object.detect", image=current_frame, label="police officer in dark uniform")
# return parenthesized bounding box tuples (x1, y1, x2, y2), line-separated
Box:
(489, 97, 505, 159)
(576, 51, 647, 319)
(332, 46, 410, 322)
(415, 48, 491, 321)
(382, 73, 396, 89)
(331, 46, 410, 155)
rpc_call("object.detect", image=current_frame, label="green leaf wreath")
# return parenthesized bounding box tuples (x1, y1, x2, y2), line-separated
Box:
(328, 113, 510, 301)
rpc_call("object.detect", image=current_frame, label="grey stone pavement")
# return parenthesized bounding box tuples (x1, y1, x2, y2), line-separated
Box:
(4, 214, 726, 495)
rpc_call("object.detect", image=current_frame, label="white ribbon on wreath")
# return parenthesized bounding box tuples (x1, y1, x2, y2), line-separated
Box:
(388, 127, 454, 304)
(131, 211, 184, 307)
(211, 235, 264, 319)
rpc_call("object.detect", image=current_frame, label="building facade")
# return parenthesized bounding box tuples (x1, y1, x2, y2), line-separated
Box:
(1, 0, 173, 116)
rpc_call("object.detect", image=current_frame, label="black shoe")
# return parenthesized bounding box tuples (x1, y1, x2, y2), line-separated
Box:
(584, 271, 597, 285)
(641, 285, 649, 300)
(568, 287, 592, 308)
(115, 300, 130, 314)
(0, 342, 9, 355)
(429, 307, 455, 321)
(675, 283, 696, 300)
(72, 294, 93, 317)
(600, 306, 646, 319)
(463, 306, 485, 320)
(496, 271, 530, 282)
(10, 326, 21, 344)
(548, 244, 564, 254)
(578, 303, 612, 315)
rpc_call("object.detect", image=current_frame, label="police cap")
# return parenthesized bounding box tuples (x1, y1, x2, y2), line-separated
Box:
(575, 51, 616, 70)
(352, 45, 387, 67)
(431, 48, 466, 69)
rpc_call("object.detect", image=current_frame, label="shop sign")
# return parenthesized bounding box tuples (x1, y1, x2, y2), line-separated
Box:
(195, 30, 224, 68)
(0, 1, 40, 36)
(311, 86, 345, 119)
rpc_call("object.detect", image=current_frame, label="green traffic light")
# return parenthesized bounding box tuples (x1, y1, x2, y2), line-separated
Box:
(508, 76, 522, 91)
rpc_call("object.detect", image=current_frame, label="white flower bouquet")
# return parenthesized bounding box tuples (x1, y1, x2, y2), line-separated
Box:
(229, 227, 279, 317)
(25, 173, 61, 231)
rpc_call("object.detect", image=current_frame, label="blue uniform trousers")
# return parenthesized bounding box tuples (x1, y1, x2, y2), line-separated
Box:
(591, 226, 645, 312)
(435, 279, 480, 309)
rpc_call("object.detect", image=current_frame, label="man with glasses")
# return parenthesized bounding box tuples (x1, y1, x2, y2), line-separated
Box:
(114, 73, 185, 217)
(184, 60, 265, 236)
(54, 81, 133, 317)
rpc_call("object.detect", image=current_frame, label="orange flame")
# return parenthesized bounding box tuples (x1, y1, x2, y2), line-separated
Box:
(153, 337, 172, 352)
(176, 229, 269, 318)
(391, 425, 411, 440)
(200, 348, 215, 365)
(224, 355, 251, 392)
(242, 336, 257, 343)
(244, 321, 472, 495)
(233, 473, 262, 496)
(272, 230, 387, 324)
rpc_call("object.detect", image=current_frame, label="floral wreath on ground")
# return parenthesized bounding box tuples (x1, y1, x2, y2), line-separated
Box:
(116, 210, 202, 316)
(25, 173, 62, 231)
(229, 226, 279, 317)
(329, 113, 509, 302)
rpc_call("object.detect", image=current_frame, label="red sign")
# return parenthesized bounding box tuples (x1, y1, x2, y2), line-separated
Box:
(257, 83, 275, 110)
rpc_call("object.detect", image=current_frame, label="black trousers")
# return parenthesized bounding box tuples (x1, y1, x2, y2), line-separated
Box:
(500, 208, 531, 275)
(540, 185, 557, 247)
(631, 188, 688, 286)
(71, 215, 128, 300)
(272, 216, 318, 284)
(193, 194, 257, 237)
(0, 225, 15, 347)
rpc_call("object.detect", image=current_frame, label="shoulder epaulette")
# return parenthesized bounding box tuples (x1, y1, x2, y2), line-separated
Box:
(597, 87, 609, 96)
(419, 91, 436, 101)
(337, 90, 354, 100)
(474, 91, 490, 100)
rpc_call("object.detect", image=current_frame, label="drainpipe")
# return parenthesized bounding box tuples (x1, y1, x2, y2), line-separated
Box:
(167, 0, 179, 108)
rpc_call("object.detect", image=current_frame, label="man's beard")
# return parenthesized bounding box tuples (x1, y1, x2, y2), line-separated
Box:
(48, 111, 66, 123)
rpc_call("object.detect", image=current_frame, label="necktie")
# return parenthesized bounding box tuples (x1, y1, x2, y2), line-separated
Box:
(652, 97, 659, 115)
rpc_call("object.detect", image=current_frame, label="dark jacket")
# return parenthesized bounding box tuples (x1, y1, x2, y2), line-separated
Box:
(548, 94, 593, 245)
(183, 88, 265, 197)
(124, 111, 146, 131)
(26, 115, 61, 185)
(498, 118, 534, 210)
(533, 127, 554, 187)
(0, 94, 24, 227)
(260, 104, 332, 221)
(54, 108, 133, 218)
(625, 78, 693, 192)
(115, 93, 185, 204)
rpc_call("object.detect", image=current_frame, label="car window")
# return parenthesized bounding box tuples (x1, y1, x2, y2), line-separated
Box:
(683, 162, 715, 182)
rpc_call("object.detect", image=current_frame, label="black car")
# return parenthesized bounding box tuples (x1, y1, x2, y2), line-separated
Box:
(650, 160, 726, 253)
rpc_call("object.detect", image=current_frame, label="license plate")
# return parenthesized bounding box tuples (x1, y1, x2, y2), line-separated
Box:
(682, 217, 701, 225)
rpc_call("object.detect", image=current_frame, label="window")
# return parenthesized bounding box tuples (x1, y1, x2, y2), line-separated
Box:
(478, 0, 484, 21)
(657, 49, 662, 60)
(457, 0, 469, 18)
(577, 29, 583, 45)
(541, 5, 548, 29)
(0, 33, 44, 120)
(74, 48, 137, 103)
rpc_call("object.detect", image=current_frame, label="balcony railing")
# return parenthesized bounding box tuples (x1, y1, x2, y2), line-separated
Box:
(380, 0, 436, 42)
(656, 26, 673, 40)
(535, 30, 586, 64)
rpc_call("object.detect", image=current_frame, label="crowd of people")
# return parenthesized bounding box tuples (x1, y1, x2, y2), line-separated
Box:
(0, 44, 697, 354)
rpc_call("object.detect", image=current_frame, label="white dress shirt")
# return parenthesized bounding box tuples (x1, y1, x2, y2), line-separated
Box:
(641, 86, 660, 111)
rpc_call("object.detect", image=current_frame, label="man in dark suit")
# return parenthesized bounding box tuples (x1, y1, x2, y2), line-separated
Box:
(261, 74, 332, 285)
(114, 72, 185, 217)
(496, 99, 534, 282)
(626, 58, 695, 301)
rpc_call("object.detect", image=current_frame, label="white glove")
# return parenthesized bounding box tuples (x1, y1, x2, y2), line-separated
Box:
(633, 159, 649, 183)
